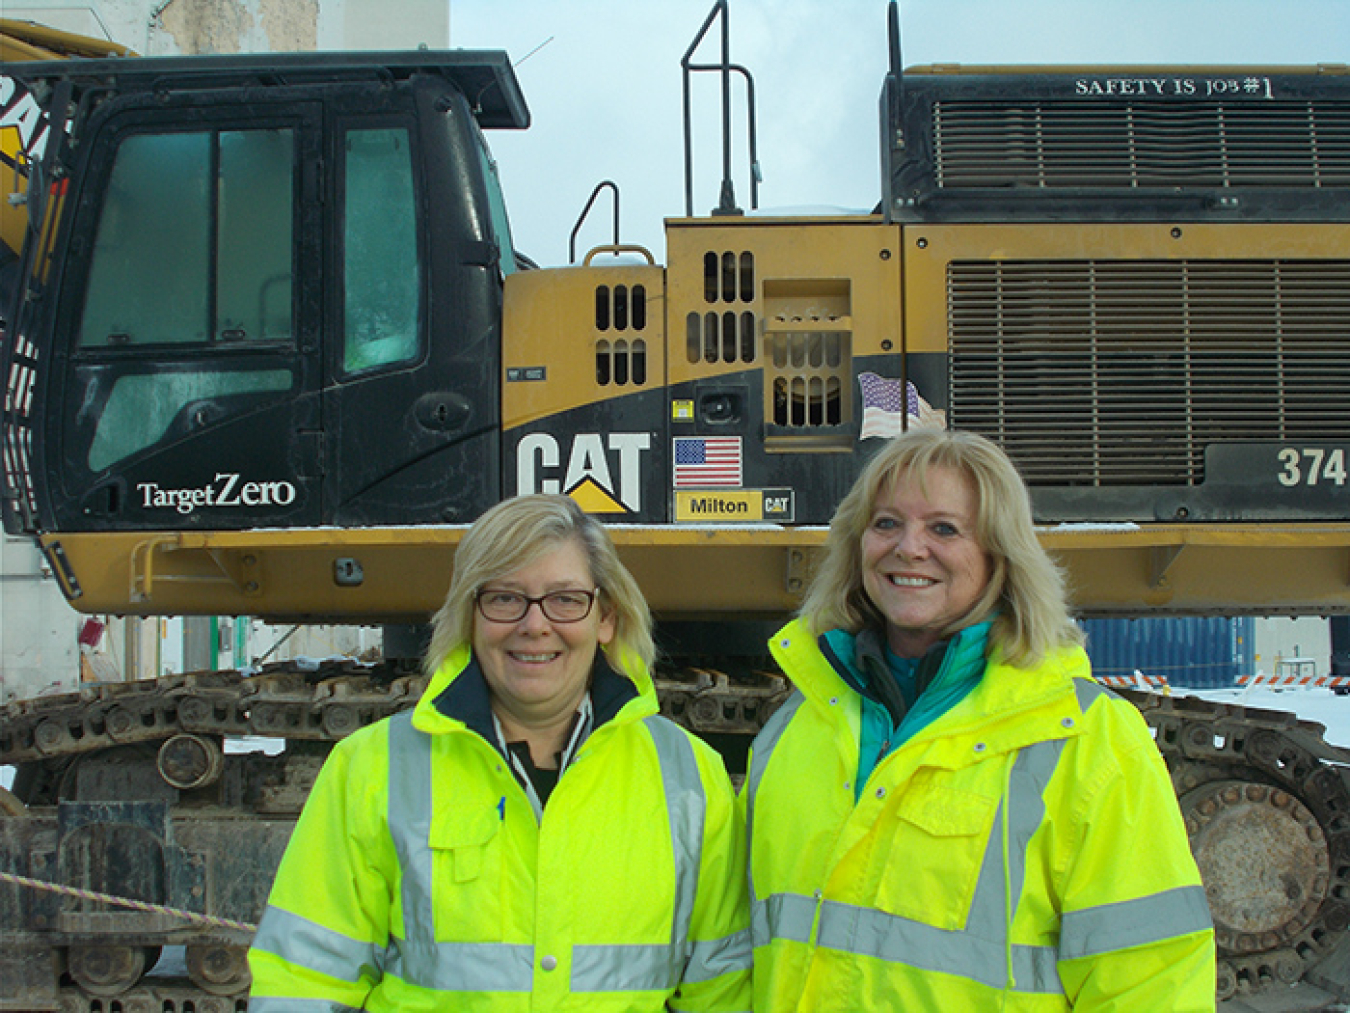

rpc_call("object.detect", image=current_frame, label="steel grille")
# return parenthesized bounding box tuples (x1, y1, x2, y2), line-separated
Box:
(947, 260, 1350, 485)
(933, 100, 1350, 188)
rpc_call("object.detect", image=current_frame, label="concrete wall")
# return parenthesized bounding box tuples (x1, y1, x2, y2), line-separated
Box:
(1253, 616, 1332, 679)
(6, 0, 448, 55)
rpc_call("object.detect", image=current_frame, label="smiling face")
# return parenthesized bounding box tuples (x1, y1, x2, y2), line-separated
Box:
(473, 537, 615, 733)
(860, 464, 993, 658)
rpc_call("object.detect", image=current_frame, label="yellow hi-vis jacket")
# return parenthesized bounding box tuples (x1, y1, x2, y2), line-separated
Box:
(744, 618, 1215, 1011)
(247, 644, 752, 1012)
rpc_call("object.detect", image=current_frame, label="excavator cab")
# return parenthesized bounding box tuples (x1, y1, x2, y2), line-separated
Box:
(2, 52, 528, 536)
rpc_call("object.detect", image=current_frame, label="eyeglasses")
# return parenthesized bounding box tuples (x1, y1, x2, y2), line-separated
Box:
(475, 588, 600, 624)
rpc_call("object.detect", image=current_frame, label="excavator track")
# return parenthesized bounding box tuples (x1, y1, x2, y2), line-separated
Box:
(6, 672, 1350, 1007)
(1120, 687, 1350, 1006)
(0, 660, 788, 1009)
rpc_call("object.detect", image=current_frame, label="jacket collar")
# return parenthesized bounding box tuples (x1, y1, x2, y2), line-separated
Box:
(772, 616, 1092, 762)
(412, 643, 655, 738)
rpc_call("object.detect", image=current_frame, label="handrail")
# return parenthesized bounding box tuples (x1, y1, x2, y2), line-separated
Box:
(685, 61, 759, 213)
(568, 180, 620, 265)
(582, 244, 656, 267)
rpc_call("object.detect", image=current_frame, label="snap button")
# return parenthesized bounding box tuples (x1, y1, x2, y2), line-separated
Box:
(974, 742, 987, 753)
(875, 787, 887, 799)
(1061, 717, 1075, 729)
(829, 696, 839, 706)
(781, 639, 791, 648)
(843, 782, 851, 791)
(541, 955, 558, 972)
(813, 888, 823, 900)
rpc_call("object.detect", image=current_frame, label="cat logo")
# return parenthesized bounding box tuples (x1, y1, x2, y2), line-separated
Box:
(1, 75, 54, 166)
(516, 432, 651, 514)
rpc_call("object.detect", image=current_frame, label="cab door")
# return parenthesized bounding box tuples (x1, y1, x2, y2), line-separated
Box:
(320, 84, 501, 527)
(48, 101, 325, 530)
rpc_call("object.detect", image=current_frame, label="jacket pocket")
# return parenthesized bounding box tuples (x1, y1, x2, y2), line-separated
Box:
(874, 780, 998, 930)
(427, 804, 507, 944)
(430, 807, 501, 883)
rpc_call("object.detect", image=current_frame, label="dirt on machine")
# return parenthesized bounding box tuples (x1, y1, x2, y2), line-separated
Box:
(6, 2, 1350, 1008)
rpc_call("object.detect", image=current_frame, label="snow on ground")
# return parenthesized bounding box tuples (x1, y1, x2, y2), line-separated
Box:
(1183, 685, 1350, 752)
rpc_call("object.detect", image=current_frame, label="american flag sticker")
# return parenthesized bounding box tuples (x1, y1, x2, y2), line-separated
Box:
(857, 372, 946, 439)
(673, 437, 743, 488)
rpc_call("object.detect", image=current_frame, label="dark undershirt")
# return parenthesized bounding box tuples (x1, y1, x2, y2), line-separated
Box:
(505, 739, 561, 805)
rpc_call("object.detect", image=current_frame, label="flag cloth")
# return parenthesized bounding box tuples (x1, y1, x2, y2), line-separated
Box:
(673, 437, 743, 487)
(858, 371, 927, 439)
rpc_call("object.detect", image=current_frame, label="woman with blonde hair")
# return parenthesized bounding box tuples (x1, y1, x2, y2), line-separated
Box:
(250, 494, 751, 1011)
(745, 428, 1214, 1011)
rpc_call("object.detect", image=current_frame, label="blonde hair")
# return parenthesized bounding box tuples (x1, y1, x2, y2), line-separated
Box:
(800, 429, 1081, 667)
(424, 494, 655, 675)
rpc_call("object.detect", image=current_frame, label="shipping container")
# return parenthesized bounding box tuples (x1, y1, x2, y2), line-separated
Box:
(1081, 617, 1255, 690)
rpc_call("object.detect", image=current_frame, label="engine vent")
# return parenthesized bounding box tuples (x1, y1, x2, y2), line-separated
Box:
(688, 251, 758, 364)
(687, 310, 757, 364)
(595, 338, 648, 386)
(594, 284, 647, 333)
(595, 284, 649, 386)
(948, 259, 1350, 485)
(933, 99, 1350, 189)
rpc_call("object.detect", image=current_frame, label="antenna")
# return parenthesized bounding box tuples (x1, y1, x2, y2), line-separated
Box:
(883, 0, 908, 221)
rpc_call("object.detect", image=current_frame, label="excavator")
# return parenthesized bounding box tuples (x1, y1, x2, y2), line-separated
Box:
(5, 2, 1350, 1007)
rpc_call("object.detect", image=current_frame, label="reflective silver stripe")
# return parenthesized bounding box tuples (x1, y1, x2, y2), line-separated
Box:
(1076, 678, 1114, 710)
(250, 905, 383, 984)
(386, 711, 535, 991)
(571, 930, 752, 991)
(1060, 885, 1213, 961)
(752, 892, 817, 946)
(633, 715, 707, 990)
(816, 900, 1063, 993)
(967, 737, 1067, 933)
(383, 937, 534, 991)
(248, 999, 362, 1013)
(572, 942, 680, 991)
(683, 928, 753, 984)
(744, 691, 805, 903)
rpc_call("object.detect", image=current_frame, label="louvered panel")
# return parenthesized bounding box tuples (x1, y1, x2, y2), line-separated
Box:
(948, 261, 1350, 486)
(934, 101, 1350, 188)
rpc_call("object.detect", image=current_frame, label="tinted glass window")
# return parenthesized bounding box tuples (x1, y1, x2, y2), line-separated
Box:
(218, 130, 295, 342)
(343, 128, 419, 373)
(88, 370, 292, 472)
(80, 129, 295, 347)
(477, 133, 518, 275)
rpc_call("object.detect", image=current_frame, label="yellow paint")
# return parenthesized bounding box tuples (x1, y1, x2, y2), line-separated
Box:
(568, 477, 627, 515)
(502, 264, 666, 429)
(43, 521, 1350, 622)
(675, 490, 766, 522)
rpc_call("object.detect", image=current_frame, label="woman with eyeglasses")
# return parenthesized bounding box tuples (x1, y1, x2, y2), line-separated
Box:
(248, 494, 751, 1012)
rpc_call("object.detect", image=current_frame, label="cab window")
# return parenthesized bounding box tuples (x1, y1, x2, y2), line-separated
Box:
(80, 129, 295, 347)
(342, 127, 420, 373)
(477, 132, 519, 276)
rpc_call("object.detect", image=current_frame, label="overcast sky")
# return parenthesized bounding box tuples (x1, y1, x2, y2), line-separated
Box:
(446, 0, 1350, 266)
